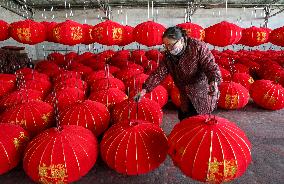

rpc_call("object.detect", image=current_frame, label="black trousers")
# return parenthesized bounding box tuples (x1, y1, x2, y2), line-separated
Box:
(177, 100, 198, 121)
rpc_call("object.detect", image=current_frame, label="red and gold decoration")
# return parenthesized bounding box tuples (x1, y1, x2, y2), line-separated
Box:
(238, 26, 269, 46)
(59, 100, 110, 136)
(118, 25, 134, 46)
(100, 120, 168, 175)
(10, 19, 46, 45)
(82, 24, 95, 45)
(0, 101, 54, 136)
(0, 124, 29, 175)
(232, 73, 254, 90)
(168, 115, 251, 183)
(52, 20, 84, 46)
(92, 20, 124, 46)
(177, 22, 205, 40)
(41, 21, 58, 42)
(0, 20, 10, 41)
(23, 125, 98, 183)
(218, 82, 249, 109)
(269, 26, 284, 47)
(133, 21, 166, 47)
(204, 21, 242, 47)
(250, 80, 284, 110)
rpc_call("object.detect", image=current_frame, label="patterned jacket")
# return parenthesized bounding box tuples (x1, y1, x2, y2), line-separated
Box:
(142, 38, 222, 114)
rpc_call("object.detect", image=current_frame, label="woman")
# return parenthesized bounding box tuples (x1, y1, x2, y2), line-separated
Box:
(134, 26, 222, 121)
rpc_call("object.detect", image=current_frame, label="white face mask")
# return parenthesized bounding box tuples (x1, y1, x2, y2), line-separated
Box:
(169, 38, 184, 55)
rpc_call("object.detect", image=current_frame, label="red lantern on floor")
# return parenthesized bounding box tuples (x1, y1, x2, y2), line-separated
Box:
(168, 115, 251, 183)
(100, 119, 168, 175)
(10, 19, 46, 45)
(0, 101, 54, 136)
(133, 21, 166, 47)
(0, 20, 10, 41)
(204, 21, 242, 47)
(118, 25, 134, 46)
(92, 20, 124, 46)
(232, 73, 254, 90)
(177, 22, 205, 40)
(269, 26, 284, 47)
(0, 80, 16, 98)
(160, 75, 174, 92)
(90, 77, 125, 92)
(20, 79, 52, 97)
(54, 78, 87, 92)
(111, 98, 163, 126)
(59, 100, 110, 136)
(47, 52, 65, 66)
(218, 82, 249, 109)
(113, 68, 142, 82)
(171, 85, 181, 108)
(238, 26, 269, 46)
(52, 20, 84, 46)
(23, 125, 98, 183)
(250, 80, 284, 110)
(0, 124, 29, 175)
(82, 24, 94, 44)
(86, 70, 114, 85)
(145, 49, 164, 62)
(219, 66, 231, 82)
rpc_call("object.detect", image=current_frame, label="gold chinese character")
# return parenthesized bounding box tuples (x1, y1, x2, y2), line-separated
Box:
(224, 159, 237, 181)
(200, 30, 205, 40)
(17, 28, 31, 42)
(42, 113, 50, 124)
(71, 26, 83, 41)
(93, 27, 103, 40)
(112, 27, 123, 41)
(256, 31, 267, 42)
(206, 157, 223, 183)
(53, 27, 61, 41)
(225, 94, 239, 109)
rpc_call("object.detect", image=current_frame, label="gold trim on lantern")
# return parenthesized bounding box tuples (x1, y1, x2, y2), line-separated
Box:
(39, 163, 68, 183)
(42, 113, 51, 124)
(17, 28, 31, 42)
(200, 30, 205, 40)
(112, 27, 123, 41)
(256, 31, 267, 42)
(93, 27, 103, 40)
(263, 94, 276, 106)
(71, 26, 83, 41)
(13, 132, 29, 150)
(225, 94, 239, 109)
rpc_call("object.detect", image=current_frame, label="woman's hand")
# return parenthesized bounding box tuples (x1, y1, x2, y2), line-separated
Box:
(133, 89, 147, 102)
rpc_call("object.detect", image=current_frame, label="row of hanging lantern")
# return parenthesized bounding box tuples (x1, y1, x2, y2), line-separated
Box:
(0, 19, 284, 47)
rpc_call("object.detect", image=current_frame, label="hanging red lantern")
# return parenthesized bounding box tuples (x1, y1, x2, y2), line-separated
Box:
(59, 100, 110, 136)
(250, 80, 284, 110)
(23, 125, 98, 183)
(133, 21, 166, 47)
(171, 85, 181, 108)
(90, 77, 125, 92)
(232, 73, 254, 90)
(82, 24, 95, 44)
(10, 19, 46, 45)
(92, 20, 124, 46)
(238, 26, 269, 46)
(100, 119, 168, 175)
(41, 21, 57, 42)
(89, 88, 128, 109)
(177, 22, 205, 40)
(0, 101, 54, 136)
(269, 26, 284, 46)
(168, 115, 251, 183)
(111, 98, 163, 126)
(218, 81, 249, 109)
(52, 20, 84, 46)
(118, 25, 134, 46)
(204, 21, 242, 47)
(0, 124, 29, 175)
(0, 20, 10, 41)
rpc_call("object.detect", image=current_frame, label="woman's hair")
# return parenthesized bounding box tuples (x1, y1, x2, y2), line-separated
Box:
(162, 26, 187, 40)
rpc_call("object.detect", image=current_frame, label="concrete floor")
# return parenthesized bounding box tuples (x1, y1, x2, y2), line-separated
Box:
(0, 101, 283, 184)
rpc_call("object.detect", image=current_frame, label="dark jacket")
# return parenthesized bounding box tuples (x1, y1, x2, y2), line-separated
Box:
(142, 38, 222, 114)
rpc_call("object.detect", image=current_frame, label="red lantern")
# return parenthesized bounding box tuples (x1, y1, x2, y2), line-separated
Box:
(45, 88, 85, 112)
(177, 22, 205, 40)
(232, 73, 254, 90)
(204, 21, 242, 47)
(0, 80, 16, 98)
(89, 88, 128, 109)
(218, 82, 249, 109)
(23, 125, 98, 183)
(53, 20, 84, 46)
(0, 20, 10, 41)
(59, 100, 110, 136)
(92, 20, 124, 46)
(168, 115, 251, 183)
(10, 19, 46, 45)
(111, 98, 163, 126)
(145, 49, 164, 62)
(250, 80, 284, 110)
(100, 120, 168, 175)
(0, 101, 54, 136)
(125, 73, 149, 91)
(118, 25, 134, 46)
(114, 68, 142, 82)
(86, 70, 114, 85)
(269, 26, 284, 46)
(90, 78, 125, 92)
(160, 75, 174, 92)
(171, 85, 181, 108)
(54, 78, 87, 92)
(0, 89, 43, 110)
(52, 70, 82, 83)
(238, 26, 269, 46)
(20, 79, 52, 97)
(82, 24, 94, 44)
(47, 52, 65, 66)
(41, 21, 57, 42)
(219, 66, 231, 82)
(0, 124, 29, 174)
(133, 21, 166, 47)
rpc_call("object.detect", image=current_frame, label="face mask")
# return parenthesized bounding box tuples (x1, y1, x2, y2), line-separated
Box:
(169, 39, 184, 55)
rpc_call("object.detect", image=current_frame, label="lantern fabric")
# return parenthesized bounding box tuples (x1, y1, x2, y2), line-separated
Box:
(47, 52, 65, 66)
(82, 24, 95, 45)
(218, 82, 249, 109)
(52, 20, 84, 46)
(111, 98, 163, 126)
(232, 73, 254, 90)
(92, 20, 124, 46)
(10, 19, 46, 45)
(0, 20, 10, 41)
(145, 49, 164, 62)
(100, 120, 168, 175)
(204, 21, 242, 47)
(114, 68, 143, 83)
(160, 75, 174, 93)
(41, 21, 57, 42)
(54, 78, 87, 92)
(250, 80, 284, 110)
(219, 66, 231, 82)
(171, 85, 181, 108)
(23, 125, 98, 183)
(58, 100, 110, 136)
(20, 79, 52, 97)
(86, 70, 114, 85)
(177, 22, 205, 40)
(168, 115, 251, 183)
(238, 26, 269, 46)
(90, 78, 125, 92)
(269, 26, 284, 46)
(0, 124, 29, 175)
(118, 25, 134, 46)
(0, 80, 16, 98)
(133, 21, 166, 47)
(0, 101, 54, 136)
